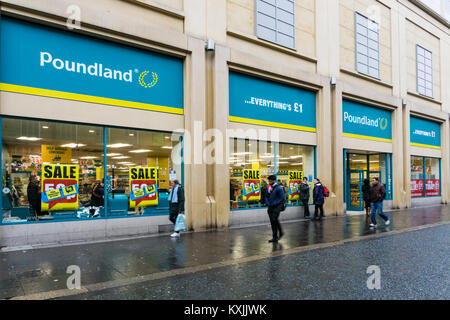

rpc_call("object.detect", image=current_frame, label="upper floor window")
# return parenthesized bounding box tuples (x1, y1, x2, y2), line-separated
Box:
(355, 12, 380, 79)
(255, 0, 295, 49)
(416, 45, 433, 98)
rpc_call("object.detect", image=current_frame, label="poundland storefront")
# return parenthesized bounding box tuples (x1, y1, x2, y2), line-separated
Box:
(342, 100, 393, 212)
(227, 70, 318, 225)
(0, 16, 186, 246)
(409, 116, 442, 205)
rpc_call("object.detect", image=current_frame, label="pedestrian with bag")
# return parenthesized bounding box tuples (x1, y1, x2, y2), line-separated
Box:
(313, 178, 326, 221)
(169, 179, 185, 238)
(299, 177, 311, 218)
(369, 177, 390, 228)
(361, 179, 372, 217)
(265, 175, 285, 243)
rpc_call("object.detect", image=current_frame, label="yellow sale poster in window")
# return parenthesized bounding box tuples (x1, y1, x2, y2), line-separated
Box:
(242, 169, 261, 201)
(288, 171, 303, 200)
(129, 167, 158, 208)
(41, 164, 79, 211)
(41, 145, 72, 164)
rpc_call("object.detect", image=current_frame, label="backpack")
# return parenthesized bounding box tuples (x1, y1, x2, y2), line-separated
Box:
(275, 185, 286, 212)
(323, 186, 330, 197)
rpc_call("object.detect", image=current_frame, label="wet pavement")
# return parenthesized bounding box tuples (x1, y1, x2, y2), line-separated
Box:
(0, 205, 449, 299)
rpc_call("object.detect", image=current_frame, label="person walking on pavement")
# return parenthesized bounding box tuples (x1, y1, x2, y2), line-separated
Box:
(299, 177, 311, 218)
(369, 177, 390, 228)
(362, 179, 372, 217)
(313, 178, 325, 221)
(169, 179, 185, 238)
(266, 175, 285, 243)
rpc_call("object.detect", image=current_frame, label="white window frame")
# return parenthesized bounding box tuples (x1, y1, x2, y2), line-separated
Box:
(354, 12, 380, 80)
(416, 45, 434, 98)
(255, 0, 296, 50)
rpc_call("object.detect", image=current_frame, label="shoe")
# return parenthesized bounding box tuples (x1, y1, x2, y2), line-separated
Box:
(170, 232, 180, 238)
(369, 223, 377, 228)
(278, 232, 284, 240)
(304, 216, 311, 219)
(385, 220, 390, 226)
(268, 238, 279, 243)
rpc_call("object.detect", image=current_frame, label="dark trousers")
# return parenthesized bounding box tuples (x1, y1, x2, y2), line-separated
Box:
(267, 204, 283, 239)
(169, 202, 181, 232)
(302, 200, 310, 217)
(314, 204, 324, 219)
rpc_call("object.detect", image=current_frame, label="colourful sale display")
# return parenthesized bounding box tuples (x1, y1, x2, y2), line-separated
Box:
(411, 179, 424, 198)
(425, 179, 440, 196)
(41, 164, 79, 211)
(242, 169, 261, 201)
(129, 167, 158, 208)
(288, 171, 303, 200)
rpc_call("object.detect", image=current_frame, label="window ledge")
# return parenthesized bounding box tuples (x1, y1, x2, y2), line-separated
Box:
(407, 90, 442, 105)
(340, 68, 393, 89)
(124, 0, 185, 20)
(226, 29, 317, 63)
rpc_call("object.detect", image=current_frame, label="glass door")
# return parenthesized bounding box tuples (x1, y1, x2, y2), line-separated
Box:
(348, 170, 365, 211)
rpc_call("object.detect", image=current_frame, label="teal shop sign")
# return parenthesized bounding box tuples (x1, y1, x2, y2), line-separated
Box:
(410, 117, 441, 149)
(342, 100, 392, 142)
(229, 72, 316, 132)
(0, 17, 183, 114)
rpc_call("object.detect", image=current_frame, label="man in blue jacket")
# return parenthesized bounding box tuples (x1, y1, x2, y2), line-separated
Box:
(266, 175, 285, 243)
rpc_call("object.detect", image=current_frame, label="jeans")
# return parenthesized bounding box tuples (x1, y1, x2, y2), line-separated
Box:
(370, 201, 389, 225)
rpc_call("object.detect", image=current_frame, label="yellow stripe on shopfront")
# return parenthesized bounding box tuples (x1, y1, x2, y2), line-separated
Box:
(342, 132, 392, 143)
(229, 116, 317, 133)
(410, 142, 441, 150)
(0, 83, 184, 115)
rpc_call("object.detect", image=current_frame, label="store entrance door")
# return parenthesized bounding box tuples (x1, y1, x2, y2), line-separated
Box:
(348, 170, 364, 210)
(345, 150, 392, 212)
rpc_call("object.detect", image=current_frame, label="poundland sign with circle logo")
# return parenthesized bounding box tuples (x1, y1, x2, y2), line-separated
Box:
(0, 17, 183, 114)
(342, 100, 392, 142)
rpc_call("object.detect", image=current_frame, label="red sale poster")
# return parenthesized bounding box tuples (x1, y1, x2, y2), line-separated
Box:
(425, 179, 440, 196)
(411, 179, 424, 198)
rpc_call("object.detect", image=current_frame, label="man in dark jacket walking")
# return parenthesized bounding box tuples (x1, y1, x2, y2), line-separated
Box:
(266, 175, 285, 243)
(299, 177, 311, 218)
(313, 178, 325, 220)
(369, 177, 390, 228)
(362, 179, 371, 217)
(169, 179, 185, 238)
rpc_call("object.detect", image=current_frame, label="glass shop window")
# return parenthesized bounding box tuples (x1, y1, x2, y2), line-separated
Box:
(276, 143, 315, 206)
(106, 127, 182, 217)
(1, 118, 103, 223)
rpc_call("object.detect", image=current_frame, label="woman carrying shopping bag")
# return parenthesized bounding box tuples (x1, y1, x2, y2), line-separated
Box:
(168, 179, 185, 238)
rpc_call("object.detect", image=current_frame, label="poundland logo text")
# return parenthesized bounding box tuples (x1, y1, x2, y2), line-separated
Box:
(40, 52, 133, 82)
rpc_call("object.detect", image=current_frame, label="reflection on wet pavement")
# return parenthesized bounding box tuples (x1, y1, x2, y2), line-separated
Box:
(0, 205, 449, 299)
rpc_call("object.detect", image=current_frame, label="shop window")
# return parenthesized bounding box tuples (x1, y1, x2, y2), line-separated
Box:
(229, 139, 315, 210)
(276, 143, 315, 206)
(416, 45, 433, 98)
(355, 12, 380, 79)
(411, 156, 424, 197)
(425, 157, 440, 196)
(255, 0, 295, 49)
(229, 138, 275, 210)
(1, 118, 103, 223)
(410, 156, 440, 198)
(106, 127, 182, 217)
